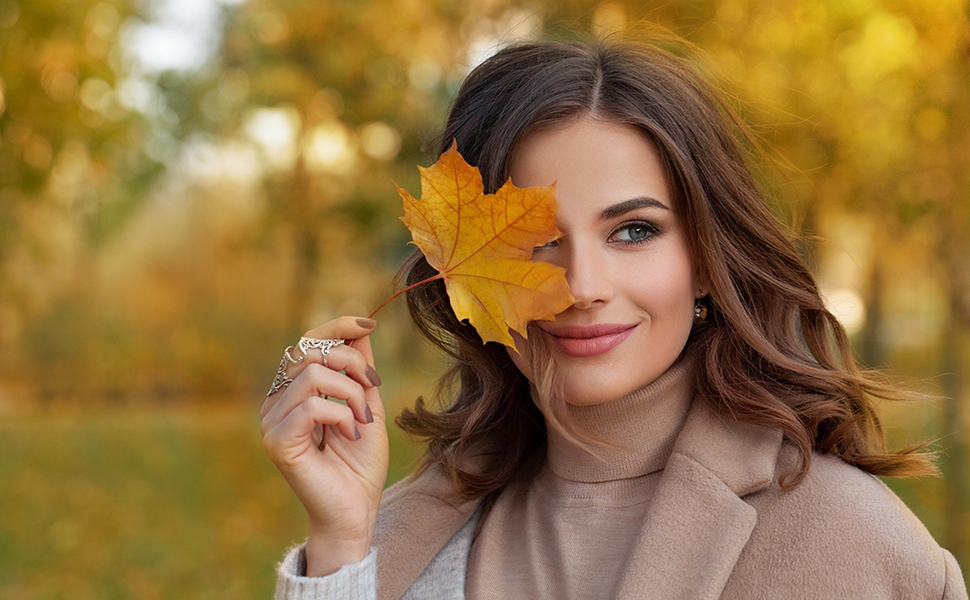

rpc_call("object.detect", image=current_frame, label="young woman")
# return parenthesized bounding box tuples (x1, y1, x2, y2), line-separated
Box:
(260, 40, 968, 599)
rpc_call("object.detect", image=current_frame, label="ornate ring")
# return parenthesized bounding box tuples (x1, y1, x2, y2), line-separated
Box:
(266, 338, 345, 397)
(266, 353, 295, 397)
(298, 337, 344, 368)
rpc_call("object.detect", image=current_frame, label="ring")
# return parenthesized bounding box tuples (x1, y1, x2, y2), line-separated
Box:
(266, 338, 345, 397)
(298, 337, 344, 368)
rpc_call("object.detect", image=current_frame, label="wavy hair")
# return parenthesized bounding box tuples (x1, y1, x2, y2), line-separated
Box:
(395, 38, 937, 499)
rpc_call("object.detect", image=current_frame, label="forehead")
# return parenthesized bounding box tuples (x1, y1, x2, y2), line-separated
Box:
(508, 119, 674, 216)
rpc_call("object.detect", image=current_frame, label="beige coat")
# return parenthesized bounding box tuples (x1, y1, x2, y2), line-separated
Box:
(371, 399, 967, 600)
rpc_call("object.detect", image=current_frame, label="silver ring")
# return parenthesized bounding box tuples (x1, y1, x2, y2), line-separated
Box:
(299, 337, 344, 368)
(266, 338, 345, 397)
(266, 353, 295, 397)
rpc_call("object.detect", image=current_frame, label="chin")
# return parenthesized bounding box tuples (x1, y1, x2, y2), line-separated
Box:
(559, 374, 634, 406)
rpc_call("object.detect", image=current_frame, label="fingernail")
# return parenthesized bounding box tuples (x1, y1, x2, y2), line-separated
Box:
(357, 318, 376, 329)
(365, 365, 382, 387)
(354, 425, 361, 440)
(364, 404, 374, 424)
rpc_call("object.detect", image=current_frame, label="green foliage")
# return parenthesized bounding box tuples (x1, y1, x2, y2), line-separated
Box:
(0, 405, 423, 598)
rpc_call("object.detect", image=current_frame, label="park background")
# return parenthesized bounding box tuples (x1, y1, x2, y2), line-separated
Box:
(1, 0, 968, 597)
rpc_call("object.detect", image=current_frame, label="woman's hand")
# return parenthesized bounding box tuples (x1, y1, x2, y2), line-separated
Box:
(260, 316, 389, 576)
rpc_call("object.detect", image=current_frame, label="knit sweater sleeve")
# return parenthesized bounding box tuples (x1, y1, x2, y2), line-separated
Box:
(943, 548, 969, 600)
(274, 543, 377, 600)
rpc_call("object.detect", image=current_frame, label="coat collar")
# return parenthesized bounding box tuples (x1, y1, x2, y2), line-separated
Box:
(612, 398, 783, 599)
(373, 398, 783, 600)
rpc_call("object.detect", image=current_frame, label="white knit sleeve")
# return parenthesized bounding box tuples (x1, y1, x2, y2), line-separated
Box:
(275, 543, 377, 600)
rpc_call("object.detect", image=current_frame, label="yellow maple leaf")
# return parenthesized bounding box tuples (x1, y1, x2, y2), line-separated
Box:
(397, 141, 574, 349)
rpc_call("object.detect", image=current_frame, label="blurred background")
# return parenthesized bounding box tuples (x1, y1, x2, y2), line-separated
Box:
(1, 0, 967, 597)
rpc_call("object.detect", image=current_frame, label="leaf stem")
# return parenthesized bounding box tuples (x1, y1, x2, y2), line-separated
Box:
(345, 273, 442, 351)
(328, 273, 442, 440)
(365, 273, 444, 319)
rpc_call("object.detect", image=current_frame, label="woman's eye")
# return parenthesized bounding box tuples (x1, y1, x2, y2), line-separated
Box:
(610, 222, 657, 244)
(533, 239, 560, 253)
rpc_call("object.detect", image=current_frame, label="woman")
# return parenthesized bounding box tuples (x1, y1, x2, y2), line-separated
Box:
(261, 40, 968, 599)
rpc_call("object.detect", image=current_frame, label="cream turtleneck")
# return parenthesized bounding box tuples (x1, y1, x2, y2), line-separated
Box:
(466, 358, 694, 600)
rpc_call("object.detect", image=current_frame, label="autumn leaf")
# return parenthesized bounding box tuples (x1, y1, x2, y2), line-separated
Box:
(396, 141, 574, 349)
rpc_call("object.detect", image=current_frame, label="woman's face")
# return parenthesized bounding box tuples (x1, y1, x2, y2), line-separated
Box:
(507, 118, 703, 406)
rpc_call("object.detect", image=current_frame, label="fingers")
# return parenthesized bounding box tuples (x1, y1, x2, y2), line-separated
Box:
(304, 317, 377, 351)
(304, 316, 378, 367)
(263, 343, 376, 413)
(261, 316, 382, 420)
(313, 344, 381, 395)
(300, 396, 360, 443)
(263, 361, 374, 432)
(265, 395, 361, 465)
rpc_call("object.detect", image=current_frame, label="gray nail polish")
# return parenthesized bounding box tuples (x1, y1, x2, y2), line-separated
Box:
(357, 318, 376, 329)
(354, 425, 361, 440)
(365, 404, 374, 424)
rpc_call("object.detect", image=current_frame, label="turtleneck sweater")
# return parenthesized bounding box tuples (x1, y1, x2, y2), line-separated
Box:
(465, 358, 694, 600)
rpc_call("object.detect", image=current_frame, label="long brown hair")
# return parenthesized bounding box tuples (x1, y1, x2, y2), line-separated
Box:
(395, 38, 936, 498)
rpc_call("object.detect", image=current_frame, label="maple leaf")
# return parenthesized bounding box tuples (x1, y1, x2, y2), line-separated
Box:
(396, 141, 574, 349)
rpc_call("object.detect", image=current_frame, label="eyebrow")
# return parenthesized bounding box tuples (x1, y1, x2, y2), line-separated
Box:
(599, 197, 669, 221)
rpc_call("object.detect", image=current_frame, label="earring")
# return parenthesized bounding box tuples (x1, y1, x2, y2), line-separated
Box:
(693, 301, 707, 323)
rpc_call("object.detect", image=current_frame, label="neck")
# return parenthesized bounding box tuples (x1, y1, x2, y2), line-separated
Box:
(544, 357, 694, 483)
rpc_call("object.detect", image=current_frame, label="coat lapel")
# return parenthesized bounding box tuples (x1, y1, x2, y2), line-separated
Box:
(373, 467, 479, 600)
(374, 400, 784, 600)
(615, 400, 783, 599)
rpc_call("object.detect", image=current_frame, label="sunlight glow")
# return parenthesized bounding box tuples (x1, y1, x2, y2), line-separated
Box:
(823, 288, 867, 334)
(180, 138, 263, 186)
(243, 107, 301, 172)
(461, 9, 543, 73)
(359, 122, 401, 161)
(122, 0, 244, 73)
(304, 121, 358, 175)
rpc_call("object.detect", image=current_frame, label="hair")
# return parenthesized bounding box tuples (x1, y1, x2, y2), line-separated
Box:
(394, 37, 937, 499)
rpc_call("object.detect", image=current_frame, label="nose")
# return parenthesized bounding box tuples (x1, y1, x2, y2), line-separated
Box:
(564, 243, 613, 310)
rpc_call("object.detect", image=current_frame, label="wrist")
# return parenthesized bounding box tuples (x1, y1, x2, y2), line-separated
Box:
(304, 529, 373, 577)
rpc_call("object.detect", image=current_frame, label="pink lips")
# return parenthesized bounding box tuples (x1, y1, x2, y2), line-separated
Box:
(542, 323, 637, 358)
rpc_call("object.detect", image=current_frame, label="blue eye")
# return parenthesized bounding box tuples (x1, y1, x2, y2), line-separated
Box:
(533, 239, 560, 253)
(610, 221, 658, 244)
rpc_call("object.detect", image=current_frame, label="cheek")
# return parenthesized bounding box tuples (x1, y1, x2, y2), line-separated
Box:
(630, 258, 697, 316)
(664, 242, 699, 307)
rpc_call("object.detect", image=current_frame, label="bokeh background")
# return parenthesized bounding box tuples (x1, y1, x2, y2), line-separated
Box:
(1, 0, 968, 597)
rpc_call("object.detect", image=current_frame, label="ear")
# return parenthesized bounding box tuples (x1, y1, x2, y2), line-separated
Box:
(693, 269, 709, 299)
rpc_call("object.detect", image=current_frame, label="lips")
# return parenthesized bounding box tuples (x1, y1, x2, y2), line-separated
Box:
(542, 323, 637, 358)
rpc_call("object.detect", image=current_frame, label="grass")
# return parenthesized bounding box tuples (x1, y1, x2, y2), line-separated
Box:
(0, 403, 423, 600)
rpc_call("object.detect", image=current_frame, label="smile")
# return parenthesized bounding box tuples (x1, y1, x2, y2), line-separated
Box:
(545, 324, 638, 358)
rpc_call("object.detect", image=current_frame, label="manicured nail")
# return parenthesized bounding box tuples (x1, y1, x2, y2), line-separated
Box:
(353, 425, 361, 440)
(365, 365, 382, 387)
(364, 404, 374, 424)
(357, 318, 376, 329)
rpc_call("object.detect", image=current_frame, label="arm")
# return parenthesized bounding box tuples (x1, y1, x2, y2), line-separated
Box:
(261, 317, 390, 578)
(275, 544, 378, 600)
(942, 549, 969, 600)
